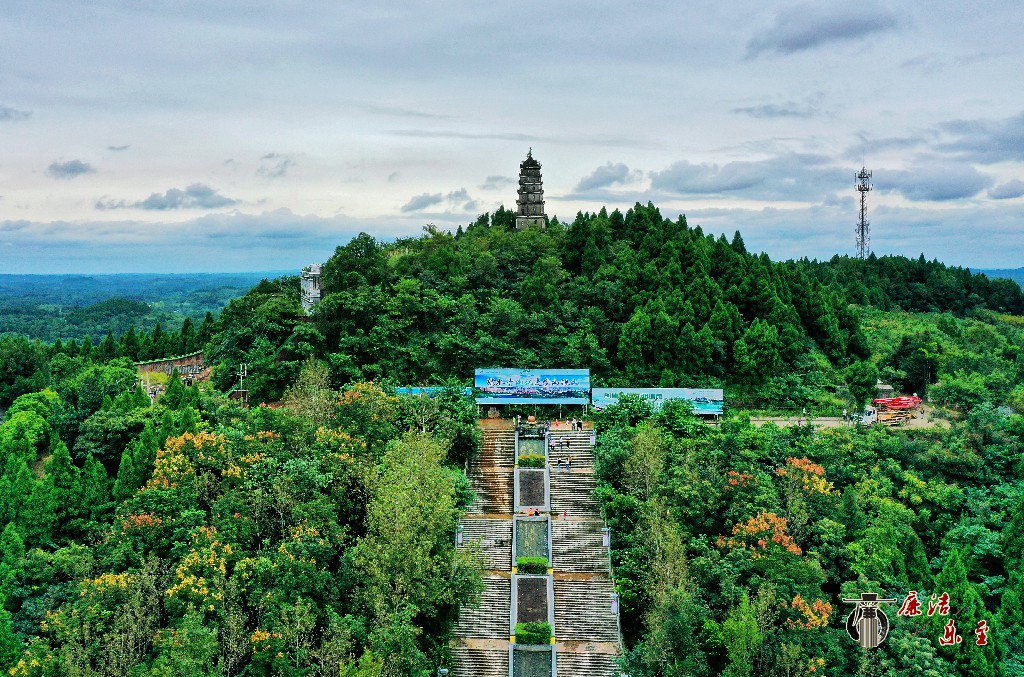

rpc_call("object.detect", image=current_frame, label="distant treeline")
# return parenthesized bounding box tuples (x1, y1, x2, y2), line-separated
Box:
(0, 272, 272, 344)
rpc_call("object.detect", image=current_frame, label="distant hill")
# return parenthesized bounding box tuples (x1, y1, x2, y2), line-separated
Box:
(979, 267, 1024, 289)
(0, 272, 282, 342)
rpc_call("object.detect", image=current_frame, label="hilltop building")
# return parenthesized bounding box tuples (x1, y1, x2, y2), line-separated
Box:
(300, 263, 322, 313)
(515, 149, 547, 230)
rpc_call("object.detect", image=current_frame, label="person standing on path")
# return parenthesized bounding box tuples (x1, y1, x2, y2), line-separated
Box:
(567, 455, 572, 471)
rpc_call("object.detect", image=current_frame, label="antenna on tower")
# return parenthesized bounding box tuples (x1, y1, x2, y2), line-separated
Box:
(855, 167, 872, 259)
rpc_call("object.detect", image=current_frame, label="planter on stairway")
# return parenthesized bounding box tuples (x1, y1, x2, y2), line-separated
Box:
(516, 556, 549, 574)
(517, 453, 546, 468)
(514, 621, 552, 645)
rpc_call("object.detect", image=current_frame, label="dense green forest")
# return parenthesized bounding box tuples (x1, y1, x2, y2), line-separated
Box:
(595, 396, 1022, 676)
(0, 360, 481, 675)
(0, 203, 1023, 675)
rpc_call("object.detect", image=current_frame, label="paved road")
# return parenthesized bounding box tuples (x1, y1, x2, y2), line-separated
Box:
(748, 404, 950, 430)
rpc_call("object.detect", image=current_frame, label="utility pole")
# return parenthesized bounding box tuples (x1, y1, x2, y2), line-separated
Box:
(236, 363, 248, 391)
(856, 167, 872, 259)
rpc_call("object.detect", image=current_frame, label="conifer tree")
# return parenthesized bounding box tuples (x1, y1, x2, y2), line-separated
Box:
(120, 325, 141, 361)
(180, 317, 197, 353)
(98, 330, 118, 362)
(0, 523, 24, 602)
(162, 369, 186, 409)
(112, 448, 137, 504)
(0, 456, 34, 528)
(45, 441, 81, 539)
(23, 476, 56, 546)
(80, 453, 112, 527)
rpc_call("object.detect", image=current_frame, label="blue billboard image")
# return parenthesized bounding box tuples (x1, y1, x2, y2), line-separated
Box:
(591, 388, 724, 415)
(474, 368, 591, 405)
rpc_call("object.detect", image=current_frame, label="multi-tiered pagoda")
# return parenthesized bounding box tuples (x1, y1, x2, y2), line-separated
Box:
(515, 149, 547, 230)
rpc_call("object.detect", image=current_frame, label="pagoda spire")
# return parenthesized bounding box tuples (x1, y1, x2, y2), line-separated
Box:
(515, 149, 547, 230)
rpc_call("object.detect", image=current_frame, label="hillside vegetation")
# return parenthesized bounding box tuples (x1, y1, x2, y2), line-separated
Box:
(0, 204, 1022, 676)
(201, 204, 1023, 409)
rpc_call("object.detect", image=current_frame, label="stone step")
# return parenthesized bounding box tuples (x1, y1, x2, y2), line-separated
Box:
(455, 575, 511, 639)
(550, 471, 599, 517)
(554, 578, 619, 643)
(552, 519, 609, 574)
(546, 431, 595, 468)
(474, 430, 516, 470)
(554, 650, 621, 677)
(467, 469, 513, 515)
(460, 517, 512, 571)
(449, 646, 509, 677)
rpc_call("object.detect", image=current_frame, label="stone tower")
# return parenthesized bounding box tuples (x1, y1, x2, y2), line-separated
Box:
(515, 149, 547, 230)
(300, 263, 322, 314)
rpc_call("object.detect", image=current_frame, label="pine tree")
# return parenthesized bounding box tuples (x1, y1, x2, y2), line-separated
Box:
(23, 476, 56, 547)
(80, 454, 112, 528)
(80, 334, 94, 360)
(180, 317, 197, 353)
(162, 369, 186, 409)
(196, 312, 216, 348)
(45, 441, 82, 540)
(120, 325, 141, 361)
(0, 523, 24, 602)
(112, 449, 137, 503)
(98, 331, 118, 362)
(0, 456, 34, 527)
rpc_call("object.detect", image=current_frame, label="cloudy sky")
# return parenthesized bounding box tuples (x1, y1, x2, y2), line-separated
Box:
(2, 0, 1023, 273)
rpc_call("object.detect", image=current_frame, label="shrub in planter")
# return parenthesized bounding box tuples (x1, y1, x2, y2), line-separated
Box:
(517, 556, 549, 574)
(515, 621, 552, 645)
(518, 453, 546, 468)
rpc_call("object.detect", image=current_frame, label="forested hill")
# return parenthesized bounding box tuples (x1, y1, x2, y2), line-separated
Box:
(1, 203, 1024, 676)
(205, 203, 1024, 403)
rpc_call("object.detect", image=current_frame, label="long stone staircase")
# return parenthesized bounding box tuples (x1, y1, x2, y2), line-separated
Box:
(453, 422, 620, 677)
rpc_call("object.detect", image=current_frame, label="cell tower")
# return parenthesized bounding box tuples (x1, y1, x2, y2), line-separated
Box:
(855, 167, 872, 259)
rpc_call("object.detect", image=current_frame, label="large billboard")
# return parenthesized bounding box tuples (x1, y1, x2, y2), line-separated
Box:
(591, 388, 724, 415)
(474, 368, 590, 405)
